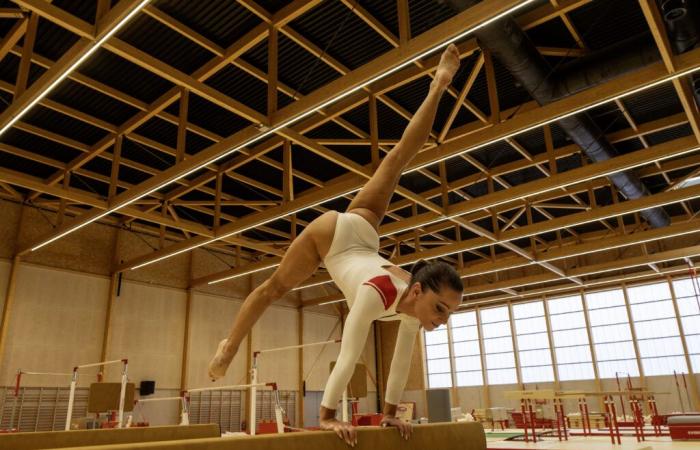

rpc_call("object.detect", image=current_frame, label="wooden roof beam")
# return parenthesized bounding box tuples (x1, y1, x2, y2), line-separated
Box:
(0, 0, 148, 134)
(463, 243, 700, 296)
(115, 45, 700, 271)
(161, 0, 591, 208)
(201, 154, 700, 292)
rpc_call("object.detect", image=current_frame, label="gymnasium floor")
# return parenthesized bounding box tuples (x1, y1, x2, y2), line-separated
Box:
(485, 429, 698, 450)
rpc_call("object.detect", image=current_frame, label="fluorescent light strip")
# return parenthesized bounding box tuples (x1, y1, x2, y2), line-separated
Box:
(407, 64, 700, 173)
(379, 215, 447, 237)
(318, 299, 346, 306)
(199, 162, 700, 284)
(0, 0, 152, 137)
(274, 1, 540, 128)
(215, 188, 361, 242)
(207, 261, 280, 285)
(462, 264, 691, 306)
(31, 210, 112, 251)
(511, 179, 700, 237)
(118, 130, 278, 210)
(130, 238, 216, 270)
(28, 1, 535, 252)
(440, 145, 700, 225)
(128, 187, 361, 272)
(458, 223, 700, 286)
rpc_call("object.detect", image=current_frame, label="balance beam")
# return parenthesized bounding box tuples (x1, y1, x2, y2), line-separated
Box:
(56, 422, 486, 450)
(0, 424, 220, 450)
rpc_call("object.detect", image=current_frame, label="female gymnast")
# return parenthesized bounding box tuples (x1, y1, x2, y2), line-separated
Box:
(209, 44, 464, 446)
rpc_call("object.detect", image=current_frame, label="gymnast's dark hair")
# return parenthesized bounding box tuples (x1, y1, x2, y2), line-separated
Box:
(409, 260, 463, 295)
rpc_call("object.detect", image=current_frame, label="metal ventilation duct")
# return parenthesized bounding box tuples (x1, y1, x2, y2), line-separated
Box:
(657, 0, 700, 107)
(439, 0, 670, 228)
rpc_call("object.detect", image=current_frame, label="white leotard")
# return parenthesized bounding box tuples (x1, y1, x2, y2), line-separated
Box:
(320, 212, 421, 410)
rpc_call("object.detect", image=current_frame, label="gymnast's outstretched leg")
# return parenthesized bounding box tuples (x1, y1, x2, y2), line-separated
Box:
(208, 44, 461, 383)
(345, 44, 461, 229)
(208, 211, 338, 380)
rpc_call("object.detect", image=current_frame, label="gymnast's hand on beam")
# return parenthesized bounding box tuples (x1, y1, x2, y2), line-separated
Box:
(320, 418, 357, 447)
(380, 415, 413, 440)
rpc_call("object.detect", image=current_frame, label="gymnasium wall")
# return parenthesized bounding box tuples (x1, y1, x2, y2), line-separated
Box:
(0, 199, 298, 304)
(0, 258, 359, 426)
(378, 320, 427, 420)
(0, 259, 10, 328)
(0, 264, 108, 388)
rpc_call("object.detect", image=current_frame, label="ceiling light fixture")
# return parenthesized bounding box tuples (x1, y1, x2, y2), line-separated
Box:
(0, 0, 152, 137)
(207, 261, 281, 285)
(318, 299, 346, 306)
(28, 1, 536, 253)
(407, 65, 700, 173)
(179, 64, 700, 275)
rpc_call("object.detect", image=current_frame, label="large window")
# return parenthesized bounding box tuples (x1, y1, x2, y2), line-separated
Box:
(674, 277, 700, 371)
(548, 294, 595, 381)
(481, 306, 517, 385)
(626, 282, 687, 376)
(423, 276, 700, 387)
(424, 325, 452, 388)
(585, 289, 640, 378)
(450, 311, 484, 386)
(513, 301, 554, 383)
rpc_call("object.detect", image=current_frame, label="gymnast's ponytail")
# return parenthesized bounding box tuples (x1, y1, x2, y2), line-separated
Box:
(409, 259, 463, 294)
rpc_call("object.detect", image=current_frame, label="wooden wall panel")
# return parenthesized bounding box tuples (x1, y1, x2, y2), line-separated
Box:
(190, 249, 248, 300)
(0, 259, 10, 323)
(104, 281, 186, 389)
(379, 321, 425, 392)
(0, 201, 21, 259)
(302, 311, 341, 391)
(186, 291, 248, 389)
(253, 305, 299, 390)
(0, 264, 108, 386)
(18, 207, 115, 276)
(118, 232, 189, 290)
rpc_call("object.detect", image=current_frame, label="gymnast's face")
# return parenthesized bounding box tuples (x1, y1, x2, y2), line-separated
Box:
(412, 283, 462, 331)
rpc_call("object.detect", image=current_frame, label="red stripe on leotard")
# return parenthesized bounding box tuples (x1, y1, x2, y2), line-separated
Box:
(363, 275, 398, 310)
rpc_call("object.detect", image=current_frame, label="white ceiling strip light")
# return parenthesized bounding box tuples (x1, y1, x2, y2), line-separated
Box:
(28, 1, 536, 252)
(0, 0, 152, 137)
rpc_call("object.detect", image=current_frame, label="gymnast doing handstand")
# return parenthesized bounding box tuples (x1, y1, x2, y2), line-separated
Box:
(209, 44, 464, 446)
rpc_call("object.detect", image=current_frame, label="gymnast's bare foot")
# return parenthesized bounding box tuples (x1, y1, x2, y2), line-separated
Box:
(208, 339, 235, 381)
(434, 43, 460, 89)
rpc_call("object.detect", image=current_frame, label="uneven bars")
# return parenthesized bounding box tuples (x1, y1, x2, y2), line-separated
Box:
(19, 371, 73, 376)
(186, 382, 271, 393)
(186, 382, 279, 434)
(254, 339, 341, 356)
(136, 396, 184, 402)
(75, 359, 127, 370)
(11, 369, 73, 430)
(66, 358, 128, 431)
(135, 395, 190, 426)
(15, 370, 72, 397)
(251, 339, 343, 433)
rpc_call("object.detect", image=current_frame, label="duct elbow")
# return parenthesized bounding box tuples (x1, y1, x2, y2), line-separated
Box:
(641, 207, 671, 228)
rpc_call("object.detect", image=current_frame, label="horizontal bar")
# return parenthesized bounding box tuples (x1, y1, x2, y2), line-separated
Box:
(186, 383, 268, 393)
(256, 339, 341, 355)
(76, 359, 126, 370)
(20, 371, 72, 377)
(136, 396, 184, 403)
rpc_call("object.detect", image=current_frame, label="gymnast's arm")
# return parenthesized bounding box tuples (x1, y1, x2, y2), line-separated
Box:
(319, 284, 384, 445)
(380, 318, 419, 439)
